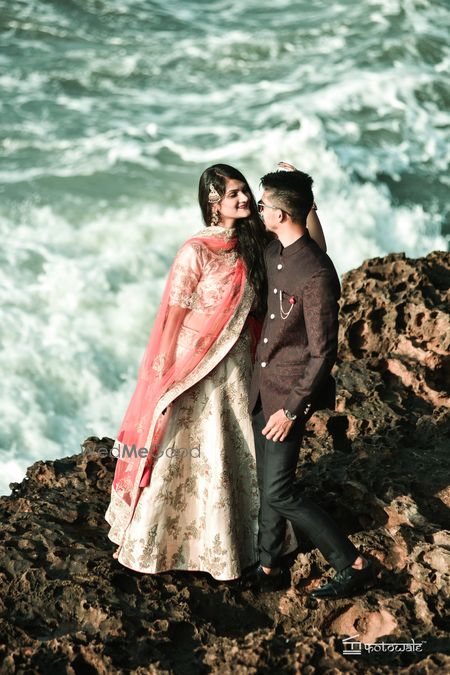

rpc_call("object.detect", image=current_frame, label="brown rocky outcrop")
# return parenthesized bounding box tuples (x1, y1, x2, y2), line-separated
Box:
(1, 251, 449, 674)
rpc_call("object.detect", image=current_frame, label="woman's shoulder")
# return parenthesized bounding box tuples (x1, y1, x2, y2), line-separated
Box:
(179, 226, 212, 244)
(175, 225, 236, 263)
(177, 228, 210, 252)
(173, 229, 210, 266)
(178, 225, 233, 252)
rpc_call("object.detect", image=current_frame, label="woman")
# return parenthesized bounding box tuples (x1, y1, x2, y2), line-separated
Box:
(105, 163, 326, 580)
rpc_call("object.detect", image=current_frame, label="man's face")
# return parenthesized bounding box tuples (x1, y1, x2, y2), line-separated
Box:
(258, 189, 281, 232)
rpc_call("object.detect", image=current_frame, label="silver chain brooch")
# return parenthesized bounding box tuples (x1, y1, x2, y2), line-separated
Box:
(279, 290, 296, 320)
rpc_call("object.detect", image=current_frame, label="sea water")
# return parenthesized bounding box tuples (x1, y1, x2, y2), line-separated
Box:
(0, 0, 448, 494)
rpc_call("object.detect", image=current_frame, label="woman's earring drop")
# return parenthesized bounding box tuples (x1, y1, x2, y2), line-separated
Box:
(210, 209, 220, 226)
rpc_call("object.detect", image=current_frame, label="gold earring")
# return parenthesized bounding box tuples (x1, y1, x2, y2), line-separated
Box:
(210, 210, 220, 226)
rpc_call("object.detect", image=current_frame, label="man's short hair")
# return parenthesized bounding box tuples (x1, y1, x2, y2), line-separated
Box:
(260, 170, 314, 226)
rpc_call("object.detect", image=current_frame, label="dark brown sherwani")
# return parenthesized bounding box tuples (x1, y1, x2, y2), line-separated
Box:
(249, 229, 340, 420)
(249, 229, 358, 572)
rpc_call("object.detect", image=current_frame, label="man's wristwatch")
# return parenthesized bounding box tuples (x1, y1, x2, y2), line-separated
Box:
(283, 408, 297, 421)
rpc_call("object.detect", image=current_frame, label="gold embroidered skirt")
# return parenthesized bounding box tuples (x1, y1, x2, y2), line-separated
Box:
(106, 329, 262, 580)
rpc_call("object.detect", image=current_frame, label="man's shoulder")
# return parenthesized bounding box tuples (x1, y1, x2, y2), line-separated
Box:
(301, 238, 337, 271)
(265, 238, 280, 255)
(299, 241, 340, 293)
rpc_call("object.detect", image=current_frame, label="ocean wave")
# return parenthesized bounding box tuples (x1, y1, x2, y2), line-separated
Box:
(1, 0, 449, 492)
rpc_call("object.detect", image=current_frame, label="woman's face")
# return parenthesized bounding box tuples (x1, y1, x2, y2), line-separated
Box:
(215, 177, 251, 224)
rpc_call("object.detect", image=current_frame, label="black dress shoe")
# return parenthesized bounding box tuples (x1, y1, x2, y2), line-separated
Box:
(240, 564, 291, 592)
(309, 560, 375, 599)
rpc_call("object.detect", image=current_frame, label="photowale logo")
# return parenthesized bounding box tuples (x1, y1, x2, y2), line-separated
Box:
(342, 634, 426, 655)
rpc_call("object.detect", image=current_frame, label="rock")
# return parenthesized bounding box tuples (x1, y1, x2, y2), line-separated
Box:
(1, 251, 449, 673)
(330, 604, 398, 644)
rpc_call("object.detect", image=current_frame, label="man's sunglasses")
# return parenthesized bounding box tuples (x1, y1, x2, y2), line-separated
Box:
(258, 201, 291, 216)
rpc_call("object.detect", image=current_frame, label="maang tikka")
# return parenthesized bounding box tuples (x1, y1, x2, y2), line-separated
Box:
(208, 183, 221, 226)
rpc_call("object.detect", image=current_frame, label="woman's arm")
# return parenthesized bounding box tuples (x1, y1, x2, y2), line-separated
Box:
(306, 206, 327, 253)
(156, 241, 203, 378)
(277, 162, 327, 252)
(157, 304, 188, 378)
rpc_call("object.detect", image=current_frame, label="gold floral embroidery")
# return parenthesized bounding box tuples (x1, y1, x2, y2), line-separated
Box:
(183, 520, 200, 541)
(138, 525, 158, 563)
(166, 516, 182, 539)
(171, 545, 186, 567)
(108, 329, 261, 579)
(151, 353, 166, 375)
(168, 232, 240, 313)
(198, 533, 229, 578)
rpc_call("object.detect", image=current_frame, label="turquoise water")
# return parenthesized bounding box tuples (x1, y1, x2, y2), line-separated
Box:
(0, 0, 449, 493)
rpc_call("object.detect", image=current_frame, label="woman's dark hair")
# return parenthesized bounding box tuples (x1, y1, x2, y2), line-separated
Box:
(198, 163, 272, 318)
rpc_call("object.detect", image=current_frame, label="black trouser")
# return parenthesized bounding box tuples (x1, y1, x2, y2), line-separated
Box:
(252, 405, 358, 572)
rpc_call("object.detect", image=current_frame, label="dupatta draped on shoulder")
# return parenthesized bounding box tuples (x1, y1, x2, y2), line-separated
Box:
(107, 226, 256, 550)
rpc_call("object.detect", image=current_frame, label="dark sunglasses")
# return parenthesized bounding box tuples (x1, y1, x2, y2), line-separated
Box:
(257, 201, 291, 216)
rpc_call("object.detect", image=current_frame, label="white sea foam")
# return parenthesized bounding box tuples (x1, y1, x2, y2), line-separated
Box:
(1, 0, 448, 494)
(0, 162, 445, 497)
(0, 200, 199, 495)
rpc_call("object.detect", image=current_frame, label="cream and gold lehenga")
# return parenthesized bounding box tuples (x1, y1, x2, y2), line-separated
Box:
(105, 226, 295, 580)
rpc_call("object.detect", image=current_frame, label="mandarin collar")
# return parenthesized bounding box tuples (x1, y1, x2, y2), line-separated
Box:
(274, 230, 311, 257)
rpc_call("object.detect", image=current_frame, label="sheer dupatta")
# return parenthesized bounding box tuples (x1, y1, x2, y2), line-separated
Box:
(109, 228, 256, 546)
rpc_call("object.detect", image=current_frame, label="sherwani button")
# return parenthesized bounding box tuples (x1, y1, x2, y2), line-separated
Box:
(261, 362, 267, 367)
(277, 263, 283, 270)
(273, 288, 277, 293)
(270, 313, 275, 319)
(263, 337, 268, 343)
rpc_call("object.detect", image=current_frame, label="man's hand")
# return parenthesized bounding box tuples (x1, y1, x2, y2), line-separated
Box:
(262, 409, 294, 442)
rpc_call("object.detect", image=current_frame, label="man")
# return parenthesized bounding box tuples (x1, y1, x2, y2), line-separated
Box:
(245, 169, 374, 598)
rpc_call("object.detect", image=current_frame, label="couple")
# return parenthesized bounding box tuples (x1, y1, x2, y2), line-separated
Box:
(105, 163, 374, 598)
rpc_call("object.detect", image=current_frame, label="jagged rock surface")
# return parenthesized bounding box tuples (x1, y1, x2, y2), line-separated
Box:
(1, 251, 449, 674)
